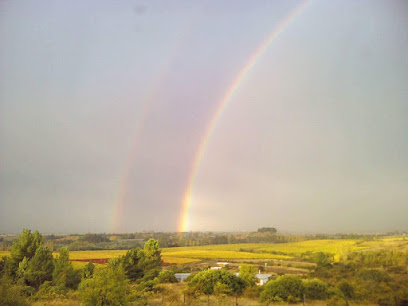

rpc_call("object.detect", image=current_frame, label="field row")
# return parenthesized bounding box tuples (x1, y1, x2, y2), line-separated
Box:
(1, 238, 406, 267)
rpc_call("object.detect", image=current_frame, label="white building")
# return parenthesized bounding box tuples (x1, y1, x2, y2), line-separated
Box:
(255, 274, 272, 286)
(174, 273, 191, 282)
(235, 273, 273, 286)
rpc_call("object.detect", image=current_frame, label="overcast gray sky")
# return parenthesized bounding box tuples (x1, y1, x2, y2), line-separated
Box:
(1, 0, 407, 234)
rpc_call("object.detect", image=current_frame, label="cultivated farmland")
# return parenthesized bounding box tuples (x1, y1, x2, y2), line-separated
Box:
(3, 238, 405, 265)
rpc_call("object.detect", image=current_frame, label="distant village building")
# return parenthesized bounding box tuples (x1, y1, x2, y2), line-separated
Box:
(216, 262, 229, 267)
(174, 273, 191, 282)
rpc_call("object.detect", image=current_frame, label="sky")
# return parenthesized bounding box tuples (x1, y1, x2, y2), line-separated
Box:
(1, 0, 407, 234)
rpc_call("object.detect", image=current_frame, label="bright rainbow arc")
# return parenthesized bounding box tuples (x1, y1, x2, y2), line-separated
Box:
(178, 0, 312, 232)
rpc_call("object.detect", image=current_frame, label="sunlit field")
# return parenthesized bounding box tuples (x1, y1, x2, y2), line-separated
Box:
(162, 239, 365, 255)
(162, 249, 292, 260)
(0, 250, 199, 266)
(3, 238, 406, 266)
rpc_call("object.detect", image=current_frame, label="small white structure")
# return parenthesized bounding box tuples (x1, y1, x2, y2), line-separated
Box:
(217, 262, 229, 267)
(236, 273, 273, 286)
(175, 273, 191, 282)
(210, 266, 222, 270)
(255, 274, 272, 286)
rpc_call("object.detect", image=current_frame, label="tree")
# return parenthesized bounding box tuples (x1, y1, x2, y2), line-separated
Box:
(141, 239, 162, 271)
(81, 234, 110, 243)
(261, 275, 304, 303)
(338, 280, 354, 306)
(82, 262, 95, 279)
(118, 239, 162, 282)
(78, 265, 130, 306)
(303, 278, 330, 300)
(120, 249, 144, 281)
(239, 264, 257, 286)
(53, 247, 80, 289)
(313, 252, 332, 267)
(257, 227, 277, 234)
(188, 269, 246, 304)
(25, 247, 54, 289)
(53, 247, 69, 281)
(9, 229, 43, 276)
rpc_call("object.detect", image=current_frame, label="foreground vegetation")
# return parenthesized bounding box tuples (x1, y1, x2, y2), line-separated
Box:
(1, 229, 408, 305)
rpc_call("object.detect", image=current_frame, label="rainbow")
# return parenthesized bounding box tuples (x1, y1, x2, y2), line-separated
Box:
(111, 15, 201, 233)
(110, 79, 164, 233)
(178, 0, 312, 232)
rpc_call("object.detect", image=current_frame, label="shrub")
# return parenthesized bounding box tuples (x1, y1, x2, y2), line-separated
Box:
(242, 285, 262, 299)
(35, 281, 66, 300)
(239, 264, 257, 286)
(359, 269, 390, 283)
(0, 275, 29, 306)
(303, 278, 330, 300)
(0, 256, 5, 276)
(338, 280, 354, 300)
(136, 279, 157, 292)
(156, 270, 178, 283)
(313, 252, 332, 267)
(261, 275, 304, 302)
(82, 262, 95, 279)
(78, 266, 130, 306)
(142, 269, 160, 281)
(188, 269, 246, 297)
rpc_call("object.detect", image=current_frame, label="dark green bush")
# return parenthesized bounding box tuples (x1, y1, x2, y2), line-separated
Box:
(0, 276, 29, 306)
(303, 278, 330, 300)
(260, 275, 304, 302)
(359, 269, 391, 283)
(156, 270, 178, 283)
(78, 266, 130, 306)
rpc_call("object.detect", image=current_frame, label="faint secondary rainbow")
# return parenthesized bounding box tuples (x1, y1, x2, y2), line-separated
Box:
(111, 35, 189, 233)
(111, 8, 205, 233)
(178, 0, 312, 232)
